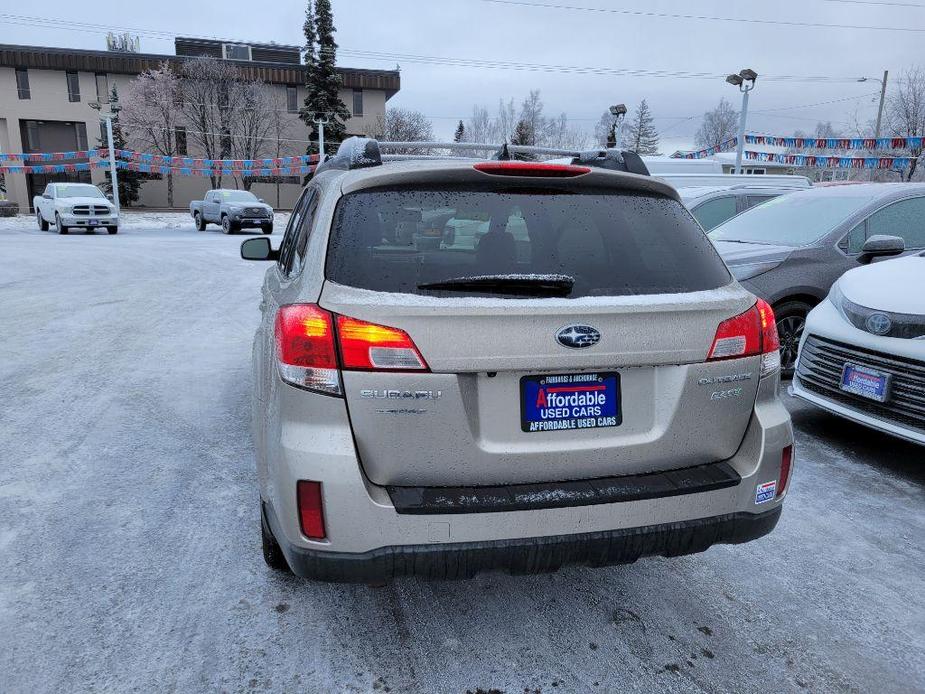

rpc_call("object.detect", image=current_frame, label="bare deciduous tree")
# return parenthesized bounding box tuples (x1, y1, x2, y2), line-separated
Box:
(179, 57, 244, 188)
(695, 98, 739, 150)
(120, 63, 182, 207)
(367, 108, 435, 153)
(886, 66, 925, 181)
(231, 82, 279, 190)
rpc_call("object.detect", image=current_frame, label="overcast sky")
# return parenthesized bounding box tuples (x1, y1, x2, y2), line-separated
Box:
(6, 0, 923, 151)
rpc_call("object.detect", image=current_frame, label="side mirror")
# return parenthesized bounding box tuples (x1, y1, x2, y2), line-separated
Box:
(858, 234, 905, 264)
(42, 193, 52, 199)
(241, 237, 278, 261)
(258, 198, 266, 203)
(106, 193, 114, 201)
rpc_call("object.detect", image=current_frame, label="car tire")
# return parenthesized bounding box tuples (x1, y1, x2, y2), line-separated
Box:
(107, 226, 118, 234)
(36, 210, 49, 231)
(261, 505, 292, 573)
(261, 224, 273, 235)
(55, 213, 68, 235)
(774, 300, 812, 378)
(221, 216, 236, 234)
(194, 211, 206, 231)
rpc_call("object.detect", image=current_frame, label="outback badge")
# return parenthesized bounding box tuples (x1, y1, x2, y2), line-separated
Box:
(556, 325, 601, 349)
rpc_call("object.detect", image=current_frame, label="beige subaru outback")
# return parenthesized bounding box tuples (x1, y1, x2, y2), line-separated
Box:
(240, 138, 794, 582)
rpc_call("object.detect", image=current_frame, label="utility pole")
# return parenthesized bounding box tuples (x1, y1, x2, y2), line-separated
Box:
(90, 101, 121, 215)
(875, 70, 889, 140)
(726, 69, 758, 175)
(859, 71, 889, 180)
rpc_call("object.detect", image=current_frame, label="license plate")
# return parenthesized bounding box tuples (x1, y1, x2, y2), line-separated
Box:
(840, 363, 891, 403)
(520, 372, 621, 433)
(88, 219, 99, 226)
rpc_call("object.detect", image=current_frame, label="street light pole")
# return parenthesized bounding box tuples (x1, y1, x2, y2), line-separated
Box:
(103, 115, 120, 215)
(608, 104, 627, 149)
(727, 69, 758, 175)
(89, 101, 121, 215)
(313, 114, 329, 158)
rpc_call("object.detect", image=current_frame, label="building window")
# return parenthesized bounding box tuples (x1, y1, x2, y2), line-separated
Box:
(223, 43, 251, 61)
(95, 73, 109, 103)
(66, 71, 80, 102)
(75, 123, 88, 151)
(286, 86, 298, 114)
(15, 68, 30, 99)
(175, 127, 188, 156)
(25, 121, 40, 151)
(352, 88, 363, 117)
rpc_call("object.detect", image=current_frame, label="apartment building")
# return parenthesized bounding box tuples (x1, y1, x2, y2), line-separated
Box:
(0, 39, 400, 210)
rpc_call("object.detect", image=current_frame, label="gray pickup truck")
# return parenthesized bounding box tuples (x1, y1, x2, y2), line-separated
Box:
(190, 189, 274, 234)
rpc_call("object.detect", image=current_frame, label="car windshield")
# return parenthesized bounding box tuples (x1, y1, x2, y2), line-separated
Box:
(709, 192, 876, 246)
(57, 184, 105, 199)
(326, 186, 731, 298)
(221, 191, 258, 202)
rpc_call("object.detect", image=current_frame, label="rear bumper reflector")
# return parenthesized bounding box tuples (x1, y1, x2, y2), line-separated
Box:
(386, 461, 741, 515)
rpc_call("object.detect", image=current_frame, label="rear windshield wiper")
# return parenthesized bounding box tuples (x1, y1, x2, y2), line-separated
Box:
(417, 273, 575, 297)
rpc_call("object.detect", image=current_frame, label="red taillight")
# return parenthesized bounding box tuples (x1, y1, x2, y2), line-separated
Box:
(336, 315, 428, 371)
(777, 445, 793, 498)
(275, 305, 428, 392)
(708, 299, 781, 376)
(473, 161, 591, 177)
(297, 480, 326, 540)
(274, 304, 340, 394)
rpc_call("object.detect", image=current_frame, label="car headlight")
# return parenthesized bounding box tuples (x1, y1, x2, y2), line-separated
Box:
(828, 281, 849, 321)
(730, 261, 782, 282)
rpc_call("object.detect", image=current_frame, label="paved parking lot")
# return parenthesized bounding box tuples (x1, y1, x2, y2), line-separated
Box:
(1, 218, 922, 693)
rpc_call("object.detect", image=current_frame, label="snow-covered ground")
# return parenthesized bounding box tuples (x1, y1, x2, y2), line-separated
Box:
(0, 221, 923, 693)
(0, 211, 290, 231)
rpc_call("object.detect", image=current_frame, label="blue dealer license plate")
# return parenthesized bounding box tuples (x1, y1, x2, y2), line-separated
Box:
(840, 363, 891, 403)
(520, 372, 621, 433)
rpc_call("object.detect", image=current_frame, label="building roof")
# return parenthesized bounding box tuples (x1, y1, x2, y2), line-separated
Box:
(0, 42, 400, 97)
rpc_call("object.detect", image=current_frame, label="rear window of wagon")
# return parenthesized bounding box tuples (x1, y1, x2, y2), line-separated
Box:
(325, 185, 731, 298)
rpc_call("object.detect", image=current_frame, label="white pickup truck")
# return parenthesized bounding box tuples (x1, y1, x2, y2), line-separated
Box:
(33, 182, 119, 234)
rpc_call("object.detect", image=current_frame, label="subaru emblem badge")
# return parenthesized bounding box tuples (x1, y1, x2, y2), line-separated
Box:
(865, 312, 892, 336)
(556, 325, 601, 349)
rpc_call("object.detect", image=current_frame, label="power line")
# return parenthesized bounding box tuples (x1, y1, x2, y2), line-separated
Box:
(0, 13, 885, 85)
(478, 0, 925, 32)
(821, 0, 925, 7)
(339, 49, 865, 84)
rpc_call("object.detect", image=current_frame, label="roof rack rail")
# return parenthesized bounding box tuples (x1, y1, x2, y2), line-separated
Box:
(316, 138, 650, 176)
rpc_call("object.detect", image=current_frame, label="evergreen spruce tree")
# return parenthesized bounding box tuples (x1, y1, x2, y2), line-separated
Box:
(96, 84, 144, 206)
(623, 99, 660, 155)
(453, 120, 465, 142)
(299, 0, 351, 158)
(510, 119, 535, 160)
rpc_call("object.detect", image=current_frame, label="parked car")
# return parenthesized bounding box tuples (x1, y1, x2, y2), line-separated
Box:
(238, 137, 793, 582)
(33, 182, 119, 234)
(708, 183, 925, 376)
(189, 189, 273, 234)
(679, 184, 801, 231)
(790, 252, 925, 445)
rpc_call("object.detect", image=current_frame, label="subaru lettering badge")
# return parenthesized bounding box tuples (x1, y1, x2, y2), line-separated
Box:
(865, 312, 892, 336)
(556, 325, 601, 349)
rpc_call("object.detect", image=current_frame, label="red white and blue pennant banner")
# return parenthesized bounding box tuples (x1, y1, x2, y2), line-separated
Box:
(113, 160, 316, 177)
(744, 151, 912, 170)
(107, 149, 320, 168)
(745, 135, 924, 150)
(671, 138, 737, 159)
(0, 160, 110, 174)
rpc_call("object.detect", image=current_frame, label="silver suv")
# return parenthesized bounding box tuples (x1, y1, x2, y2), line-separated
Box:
(240, 138, 794, 582)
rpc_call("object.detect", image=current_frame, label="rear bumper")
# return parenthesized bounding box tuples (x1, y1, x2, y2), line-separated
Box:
(270, 504, 782, 582)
